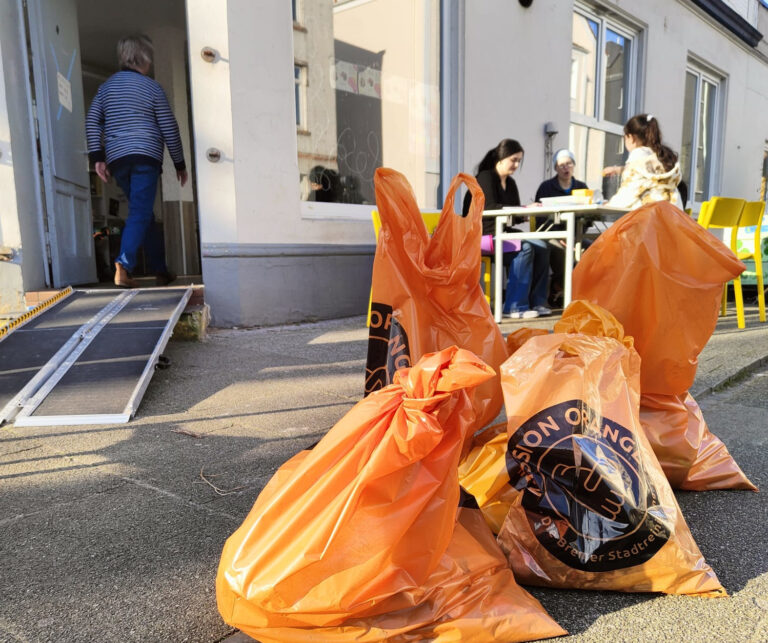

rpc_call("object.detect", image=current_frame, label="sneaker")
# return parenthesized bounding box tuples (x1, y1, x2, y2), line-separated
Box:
(534, 305, 552, 316)
(504, 309, 539, 320)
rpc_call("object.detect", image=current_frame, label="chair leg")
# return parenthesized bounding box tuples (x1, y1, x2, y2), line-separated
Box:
(757, 267, 766, 323)
(720, 284, 727, 317)
(481, 256, 492, 305)
(734, 276, 745, 329)
(366, 287, 373, 327)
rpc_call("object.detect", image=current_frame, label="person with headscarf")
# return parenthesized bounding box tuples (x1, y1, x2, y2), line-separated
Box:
(535, 149, 589, 201)
(534, 149, 589, 306)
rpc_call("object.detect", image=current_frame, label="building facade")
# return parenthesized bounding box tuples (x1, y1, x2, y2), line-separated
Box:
(1, 0, 767, 325)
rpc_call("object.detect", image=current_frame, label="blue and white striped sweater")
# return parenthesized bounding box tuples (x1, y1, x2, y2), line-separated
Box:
(86, 69, 185, 170)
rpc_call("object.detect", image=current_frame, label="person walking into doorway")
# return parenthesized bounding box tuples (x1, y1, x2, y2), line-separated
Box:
(86, 34, 187, 288)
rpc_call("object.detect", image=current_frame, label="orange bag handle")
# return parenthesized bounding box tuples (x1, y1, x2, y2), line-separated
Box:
(426, 173, 485, 277)
(374, 168, 432, 273)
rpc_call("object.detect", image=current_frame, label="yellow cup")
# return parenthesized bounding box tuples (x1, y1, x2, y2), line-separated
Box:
(572, 188, 594, 204)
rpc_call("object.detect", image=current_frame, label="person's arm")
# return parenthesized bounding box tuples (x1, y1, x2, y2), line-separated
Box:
(154, 86, 187, 185)
(85, 89, 109, 182)
(606, 148, 653, 209)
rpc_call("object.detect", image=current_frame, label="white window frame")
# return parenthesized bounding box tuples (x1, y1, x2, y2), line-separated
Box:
(681, 60, 725, 208)
(294, 62, 307, 132)
(292, 0, 303, 25)
(570, 3, 641, 141)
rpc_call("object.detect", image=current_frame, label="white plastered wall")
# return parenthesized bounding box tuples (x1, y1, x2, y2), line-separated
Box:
(186, 0, 374, 252)
(463, 0, 574, 204)
(463, 0, 768, 206)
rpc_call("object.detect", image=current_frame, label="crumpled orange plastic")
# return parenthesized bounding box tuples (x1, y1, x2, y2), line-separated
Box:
(217, 347, 566, 642)
(365, 168, 508, 431)
(496, 305, 725, 596)
(505, 327, 550, 355)
(572, 201, 754, 490)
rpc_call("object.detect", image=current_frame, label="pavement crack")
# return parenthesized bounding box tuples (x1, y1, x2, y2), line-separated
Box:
(0, 444, 42, 458)
(119, 475, 242, 523)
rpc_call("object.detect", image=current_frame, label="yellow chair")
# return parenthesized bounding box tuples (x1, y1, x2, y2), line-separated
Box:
(730, 200, 766, 324)
(367, 210, 492, 325)
(697, 197, 747, 327)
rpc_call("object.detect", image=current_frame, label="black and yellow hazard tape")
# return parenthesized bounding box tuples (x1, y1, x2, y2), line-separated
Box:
(0, 286, 73, 341)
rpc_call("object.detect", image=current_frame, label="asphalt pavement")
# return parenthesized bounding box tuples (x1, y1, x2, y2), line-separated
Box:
(1, 305, 766, 643)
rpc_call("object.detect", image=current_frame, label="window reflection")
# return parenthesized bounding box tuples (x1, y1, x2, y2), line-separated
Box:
(680, 71, 697, 185)
(571, 15, 598, 117)
(294, 0, 440, 207)
(603, 29, 630, 125)
(695, 79, 716, 202)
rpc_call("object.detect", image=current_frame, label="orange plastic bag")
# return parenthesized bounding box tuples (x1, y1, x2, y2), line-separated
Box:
(572, 202, 754, 490)
(460, 305, 632, 532)
(217, 347, 566, 642)
(496, 303, 725, 596)
(458, 328, 550, 534)
(365, 168, 508, 430)
(505, 327, 550, 355)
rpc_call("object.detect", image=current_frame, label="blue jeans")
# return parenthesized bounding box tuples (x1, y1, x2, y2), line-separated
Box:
(502, 239, 550, 313)
(112, 163, 167, 274)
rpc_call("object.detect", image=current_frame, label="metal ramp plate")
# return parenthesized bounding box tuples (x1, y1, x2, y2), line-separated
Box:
(2, 288, 190, 427)
(0, 290, 117, 423)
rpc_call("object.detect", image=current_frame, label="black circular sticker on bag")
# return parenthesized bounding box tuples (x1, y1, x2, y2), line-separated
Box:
(506, 399, 670, 572)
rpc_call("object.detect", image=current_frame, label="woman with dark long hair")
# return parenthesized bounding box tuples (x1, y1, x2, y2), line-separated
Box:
(463, 138, 550, 319)
(605, 114, 682, 209)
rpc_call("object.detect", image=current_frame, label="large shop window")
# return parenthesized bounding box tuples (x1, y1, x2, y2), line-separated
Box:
(569, 6, 640, 190)
(293, 0, 441, 212)
(680, 66, 722, 205)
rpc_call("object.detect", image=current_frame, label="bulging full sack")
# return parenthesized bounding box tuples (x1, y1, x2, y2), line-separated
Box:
(365, 168, 508, 430)
(496, 302, 725, 596)
(572, 201, 754, 490)
(217, 347, 566, 642)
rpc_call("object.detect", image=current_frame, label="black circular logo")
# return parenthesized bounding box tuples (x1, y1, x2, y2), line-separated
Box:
(506, 400, 670, 571)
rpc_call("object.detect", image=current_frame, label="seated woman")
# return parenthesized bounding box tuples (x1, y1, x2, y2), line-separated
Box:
(535, 149, 589, 306)
(462, 138, 550, 319)
(604, 114, 682, 209)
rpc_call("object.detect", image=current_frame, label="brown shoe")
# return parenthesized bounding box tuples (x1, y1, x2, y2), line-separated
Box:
(114, 262, 138, 288)
(155, 271, 176, 287)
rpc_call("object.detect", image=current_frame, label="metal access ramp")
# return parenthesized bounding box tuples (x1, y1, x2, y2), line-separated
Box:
(0, 287, 191, 426)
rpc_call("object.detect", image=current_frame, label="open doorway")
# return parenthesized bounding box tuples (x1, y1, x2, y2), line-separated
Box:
(76, 0, 201, 285)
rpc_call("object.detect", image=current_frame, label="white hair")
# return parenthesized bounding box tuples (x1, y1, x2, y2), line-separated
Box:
(117, 35, 153, 70)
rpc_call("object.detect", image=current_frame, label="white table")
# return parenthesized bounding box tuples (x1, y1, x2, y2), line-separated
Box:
(483, 205, 630, 322)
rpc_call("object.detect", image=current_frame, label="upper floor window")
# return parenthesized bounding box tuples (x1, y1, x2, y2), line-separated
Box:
(680, 65, 723, 205)
(569, 5, 640, 191)
(292, 0, 441, 209)
(294, 64, 307, 129)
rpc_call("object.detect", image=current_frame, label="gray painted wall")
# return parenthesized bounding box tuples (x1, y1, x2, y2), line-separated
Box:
(201, 244, 374, 327)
